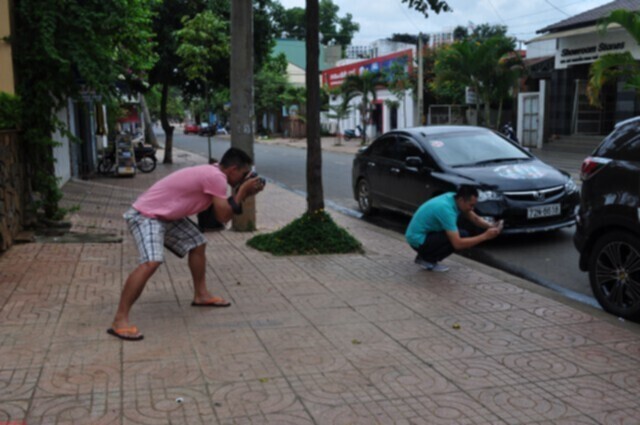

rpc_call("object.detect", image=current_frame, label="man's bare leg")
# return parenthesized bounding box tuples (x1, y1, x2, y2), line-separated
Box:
(112, 261, 161, 333)
(189, 244, 229, 305)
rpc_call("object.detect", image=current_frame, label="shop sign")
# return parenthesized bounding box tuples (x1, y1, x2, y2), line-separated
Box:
(322, 50, 413, 89)
(555, 30, 640, 69)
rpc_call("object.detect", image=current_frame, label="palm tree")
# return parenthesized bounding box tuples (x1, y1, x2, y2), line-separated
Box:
(588, 9, 640, 106)
(341, 71, 386, 145)
(327, 93, 355, 145)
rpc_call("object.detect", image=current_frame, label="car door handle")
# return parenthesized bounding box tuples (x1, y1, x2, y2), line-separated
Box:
(367, 162, 376, 167)
(390, 168, 400, 174)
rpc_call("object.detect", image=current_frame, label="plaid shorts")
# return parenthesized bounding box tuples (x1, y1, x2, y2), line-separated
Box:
(124, 208, 206, 264)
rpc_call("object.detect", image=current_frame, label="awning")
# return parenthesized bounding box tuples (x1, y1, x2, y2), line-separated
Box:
(527, 23, 622, 44)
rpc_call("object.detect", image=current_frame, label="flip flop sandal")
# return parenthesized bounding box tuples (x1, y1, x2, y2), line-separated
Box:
(107, 326, 144, 341)
(191, 296, 231, 307)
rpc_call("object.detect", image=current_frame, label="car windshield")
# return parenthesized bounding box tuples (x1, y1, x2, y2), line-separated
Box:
(426, 131, 530, 167)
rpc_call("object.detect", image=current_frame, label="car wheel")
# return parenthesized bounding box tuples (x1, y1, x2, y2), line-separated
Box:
(589, 231, 640, 321)
(357, 178, 377, 215)
(97, 158, 114, 175)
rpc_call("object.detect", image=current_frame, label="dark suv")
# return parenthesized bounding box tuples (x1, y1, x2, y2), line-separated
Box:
(574, 116, 640, 320)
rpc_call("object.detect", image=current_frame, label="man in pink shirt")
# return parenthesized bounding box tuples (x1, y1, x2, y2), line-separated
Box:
(108, 148, 265, 341)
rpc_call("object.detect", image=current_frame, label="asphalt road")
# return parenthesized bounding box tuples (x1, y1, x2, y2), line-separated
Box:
(169, 132, 598, 308)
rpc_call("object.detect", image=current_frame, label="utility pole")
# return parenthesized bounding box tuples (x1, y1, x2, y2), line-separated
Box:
(417, 33, 424, 126)
(230, 0, 256, 230)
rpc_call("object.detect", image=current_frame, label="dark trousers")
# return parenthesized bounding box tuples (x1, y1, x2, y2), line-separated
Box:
(413, 230, 468, 263)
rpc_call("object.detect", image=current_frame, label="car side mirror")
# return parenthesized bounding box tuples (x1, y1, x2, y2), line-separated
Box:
(405, 156, 423, 169)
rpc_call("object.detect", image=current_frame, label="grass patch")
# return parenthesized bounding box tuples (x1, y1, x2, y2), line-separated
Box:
(247, 210, 362, 256)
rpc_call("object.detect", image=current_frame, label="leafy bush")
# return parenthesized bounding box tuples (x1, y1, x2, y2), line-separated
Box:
(0, 92, 21, 130)
(247, 210, 362, 256)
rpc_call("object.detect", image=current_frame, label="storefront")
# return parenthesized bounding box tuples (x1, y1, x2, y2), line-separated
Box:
(527, 0, 640, 138)
(321, 49, 415, 139)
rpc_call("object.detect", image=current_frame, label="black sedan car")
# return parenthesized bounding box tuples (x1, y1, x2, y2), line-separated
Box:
(352, 126, 580, 234)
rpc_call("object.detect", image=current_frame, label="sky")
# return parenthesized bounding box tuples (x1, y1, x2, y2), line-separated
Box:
(277, 0, 614, 46)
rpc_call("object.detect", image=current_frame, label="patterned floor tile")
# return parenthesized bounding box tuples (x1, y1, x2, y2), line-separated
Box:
(192, 328, 265, 356)
(270, 346, 351, 376)
(209, 378, 303, 419)
(318, 322, 394, 349)
(528, 414, 600, 424)
(123, 358, 205, 391)
(601, 368, 640, 392)
(518, 326, 594, 349)
(459, 329, 540, 356)
(353, 302, 418, 322)
(431, 313, 499, 334)
(469, 383, 580, 424)
(529, 305, 594, 325)
(199, 350, 281, 382)
(480, 309, 552, 330)
(555, 345, 637, 374)
(564, 321, 640, 344)
(122, 385, 216, 425)
(432, 356, 527, 390)
(27, 391, 121, 425)
(244, 309, 311, 329)
(364, 363, 457, 398)
(454, 296, 513, 314)
(405, 335, 481, 362)
(0, 342, 49, 370)
(0, 293, 63, 326)
(375, 318, 444, 341)
(300, 307, 368, 326)
(0, 400, 28, 423)
(607, 339, 640, 358)
(594, 408, 640, 425)
(122, 323, 194, 363)
(547, 376, 640, 415)
(256, 326, 331, 352)
(268, 280, 331, 296)
(53, 304, 116, 343)
(0, 367, 40, 401)
(289, 369, 384, 406)
(35, 362, 121, 398)
(218, 410, 315, 424)
(331, 289, 395, 307)
(499, 350, 587, 382)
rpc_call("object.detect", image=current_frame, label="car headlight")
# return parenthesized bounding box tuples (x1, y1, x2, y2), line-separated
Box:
(564, 178, 578, 193)
(477, 190, 503, 202)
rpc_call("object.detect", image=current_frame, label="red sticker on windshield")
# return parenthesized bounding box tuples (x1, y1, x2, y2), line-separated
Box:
(431, 141, 444, 148)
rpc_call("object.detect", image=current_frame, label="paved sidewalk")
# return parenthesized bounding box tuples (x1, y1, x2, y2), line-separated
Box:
(1, 148, 640, 424)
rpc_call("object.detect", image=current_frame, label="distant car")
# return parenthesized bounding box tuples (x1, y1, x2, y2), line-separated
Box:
(198, 123, 215, 136)
(574, 116, 640, 320)
(184, 123, 199, 135)
(351, 125, 580, 234)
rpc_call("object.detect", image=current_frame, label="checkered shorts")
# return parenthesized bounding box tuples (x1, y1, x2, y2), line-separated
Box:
(124, 208, 206, 264)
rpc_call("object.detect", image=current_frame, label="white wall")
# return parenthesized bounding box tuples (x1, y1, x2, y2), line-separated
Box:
(525, 39, 556, 59)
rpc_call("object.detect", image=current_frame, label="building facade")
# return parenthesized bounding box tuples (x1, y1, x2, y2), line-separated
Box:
(527, 0, 640, 138)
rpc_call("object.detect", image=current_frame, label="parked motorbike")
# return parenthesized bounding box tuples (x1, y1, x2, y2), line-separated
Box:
(344, 125, 363, 141)
(501, 122, 519, 145)
(98, 142, 158, 175)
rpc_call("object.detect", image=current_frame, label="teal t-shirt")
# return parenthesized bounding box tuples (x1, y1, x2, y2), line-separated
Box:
(405, 192, 460, 248)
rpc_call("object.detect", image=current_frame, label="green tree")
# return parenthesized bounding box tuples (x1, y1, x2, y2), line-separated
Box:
(13, 0, 157, 219)
(388, 33, 430, 45)
(255, 53, 289, 133)
(434, 35, 518, 127)
(327, 91, 356, 145)
(175, 10, 229, 160)
(588, 9, 640, 106)
(275, 0, 360, 47)
(386, 61, 413, 128)
(341, 71, 387, 145)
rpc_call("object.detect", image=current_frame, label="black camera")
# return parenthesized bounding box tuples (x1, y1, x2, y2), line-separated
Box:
(248, 170, 266, 186)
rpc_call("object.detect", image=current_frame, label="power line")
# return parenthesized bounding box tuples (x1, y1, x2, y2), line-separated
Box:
(485, 0, 507, 24)
(543, 0, 570, 17)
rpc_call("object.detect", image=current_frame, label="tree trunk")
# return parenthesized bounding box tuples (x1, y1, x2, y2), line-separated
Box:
(305, 0, 324, 213)
(360, 100, 367, 146)
(160, 82, 174, 164)
(231, 0, 256, 231)
(140, 94, 159, 148)
(483, 97, 491, 129)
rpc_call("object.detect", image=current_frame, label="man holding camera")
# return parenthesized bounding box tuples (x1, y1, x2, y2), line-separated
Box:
(406, 185, 502, 272)
(108, 147, 265, 341)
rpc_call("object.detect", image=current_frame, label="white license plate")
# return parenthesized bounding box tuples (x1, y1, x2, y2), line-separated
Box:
(527, 203, 561, 219)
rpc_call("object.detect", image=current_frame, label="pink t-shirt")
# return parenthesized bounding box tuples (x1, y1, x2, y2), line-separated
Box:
(133, 164, 228, 220)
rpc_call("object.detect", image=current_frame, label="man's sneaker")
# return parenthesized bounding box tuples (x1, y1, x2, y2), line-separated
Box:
(414, 256, 449, 272)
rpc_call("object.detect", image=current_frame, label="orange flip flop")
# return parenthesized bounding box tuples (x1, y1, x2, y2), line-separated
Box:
(107, 326, 144, 341)
(191, 296, 231, 307)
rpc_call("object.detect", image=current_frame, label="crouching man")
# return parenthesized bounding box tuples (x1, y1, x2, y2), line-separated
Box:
(405, 185, 501, 272)
(108, 147, 265, 341)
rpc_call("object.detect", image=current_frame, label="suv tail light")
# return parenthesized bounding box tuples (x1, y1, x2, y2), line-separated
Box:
(580, 156, 611, 181)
